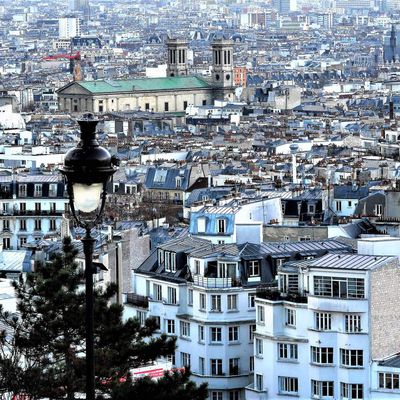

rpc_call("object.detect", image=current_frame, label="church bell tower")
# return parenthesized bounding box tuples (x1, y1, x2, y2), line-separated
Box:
(166, 38, 189, 77)
(212, 39, 234, 88)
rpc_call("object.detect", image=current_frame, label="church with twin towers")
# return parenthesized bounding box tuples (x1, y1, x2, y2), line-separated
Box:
(57, 38, 235, 114)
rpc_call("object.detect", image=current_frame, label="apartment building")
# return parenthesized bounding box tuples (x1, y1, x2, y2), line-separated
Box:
(126, 236, 351, 400)
(246, 252, 400, 400)
(0, 174, 68, 249)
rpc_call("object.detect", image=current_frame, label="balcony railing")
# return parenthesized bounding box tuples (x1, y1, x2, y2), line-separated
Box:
(126, 293, 149, 309)
(256, 287, 308, 304)
(193, 275, 240, 288)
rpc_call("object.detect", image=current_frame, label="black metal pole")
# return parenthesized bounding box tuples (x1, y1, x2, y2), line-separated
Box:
(82, 227, 96, 400)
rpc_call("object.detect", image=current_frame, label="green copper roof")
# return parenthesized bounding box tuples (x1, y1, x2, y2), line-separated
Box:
(77, 76, 212, 93)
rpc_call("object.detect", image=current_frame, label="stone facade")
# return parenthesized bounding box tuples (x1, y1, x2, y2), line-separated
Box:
(370, 257, 400, 360)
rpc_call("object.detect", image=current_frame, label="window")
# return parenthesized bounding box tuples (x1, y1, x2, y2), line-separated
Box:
(217, 218, 226, 233)
(136, 310, 146, 326)
(229, 358, 239, 375)
(311, 380, 334, 399)
(248, 260, 260, 277)
(181, 352, 190, 368)
(315, 312, 332, 331)
(211, 295, 221, 311)
(228, 326, 239, 342)
(374, 204, 383, 216)
(202, 99, 207, 106)
(50, 202, 56, 213)
(340, 383, 363, 399)
(35, 203, 41, 212)
(199, 357, 205, 374)
(166, 319, 175, 334)
(229, 390, 240, 400)
(249, 356, 254, 372)
(314, 276, 365, 298)
(3, 238, 10, 249)
(175, 177, 181, 188)
(336, 201, 342, 212)
(34, 184, 42, 197)
(248, 293, 255, 308)
(18, 184, 27, 197)
(180, 321, 190, 338)
(198, 325, 204, 342)
(211, 392, 222, 400)
(210, 359, 223, 375)
(3, 219, 9, 230)
(154, 284, 162, 301)
(145, 103, 150, 110)
(19, 202, 26, 212)
(158, 249, 164, 265)
(167, 287, 177, 304)
(340, 349, 363, 367)
(308, 204, 316, 214)
(227, 294, 237, 310)
(188, 288, 193, 306)
(280, 274, 299, 293)
(256, 338, 263, 356)
(256, 374, 264, 391)
(257, 305, 265, 323)
(278, 343, 298, 361)
(199, 293, 206, 310)
(378, 372, 400, 390)
(210, 327, 222, 342)
(164, 102, 169, 112)
(34, 219, 41, 231)
(249, 324, 256, 341)
(49, 219, 56, 231)
(20, 237, 27, 247)
(194, 260, 200, 274)
(345, 315, 361, 333)
(311, 347, 334, 365)
(285, 308, 296, 327)
(348, 201, 352, 207)
(49, 183, 57, 197)
(183, 101, 188, 110)
(279, 377, 298, 395)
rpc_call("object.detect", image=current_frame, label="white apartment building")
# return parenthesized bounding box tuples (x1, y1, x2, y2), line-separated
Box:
(58, 17, 81, 39)
(126, 235, 352, 400)
(246, 252, 400, 400)
(0, 174, 68, 249)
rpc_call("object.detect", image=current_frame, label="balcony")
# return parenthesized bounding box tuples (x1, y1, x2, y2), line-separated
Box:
(256, 287, 308, 304)
(125, 293, 149, 309)
(193, 275, 240, 288)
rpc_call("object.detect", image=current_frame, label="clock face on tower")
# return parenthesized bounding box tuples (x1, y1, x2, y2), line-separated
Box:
(215, 74, 220, 81)
(226, 74, 230, 80)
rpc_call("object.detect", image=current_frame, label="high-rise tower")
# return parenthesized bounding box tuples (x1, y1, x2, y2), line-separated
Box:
(166, 38, 188, 77)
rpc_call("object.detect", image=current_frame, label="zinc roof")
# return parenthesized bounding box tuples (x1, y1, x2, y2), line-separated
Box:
(77, 76, 212, 94)
(309, 253, 395, 271)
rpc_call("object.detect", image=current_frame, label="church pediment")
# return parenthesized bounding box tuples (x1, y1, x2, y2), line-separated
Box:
(57, 82, 93, 96)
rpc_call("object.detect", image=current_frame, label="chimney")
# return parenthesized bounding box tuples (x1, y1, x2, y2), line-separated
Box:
(390, 99, 395, 121)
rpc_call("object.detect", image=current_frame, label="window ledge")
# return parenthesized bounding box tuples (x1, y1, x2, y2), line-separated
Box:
(209, 342, 224, 346)
(278, 392, 299, 397)
(339, 365, 364, 369)
(179, 336, 191, 342)
(227, 310, 239, 313)
(310, 362, 335, 367)
(278, 359, 299, 364)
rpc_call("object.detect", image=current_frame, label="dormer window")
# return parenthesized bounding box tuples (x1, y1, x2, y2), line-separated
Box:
(248, 260, 260, 277)
(197, 217, 206, 233)
(158, 249, 164, 265)
(175, 177, 182, 188)
(217, 218, 227, 234)
(49, 183, 57, 197)
(34, 184, 42, 197)
(164, 252, 176, 272)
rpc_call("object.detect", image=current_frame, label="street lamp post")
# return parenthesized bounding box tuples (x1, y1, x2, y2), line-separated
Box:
(60, 113, 118, 400)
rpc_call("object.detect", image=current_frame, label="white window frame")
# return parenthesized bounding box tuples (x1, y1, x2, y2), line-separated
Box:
(345, 314, 361, 333)
(315, 312, 332, 331)
(227, 294, 237, 310)
(248, 260, 260, 277)
(210, 327, 222, 342)
(285, 308, 296, 327)
(211, 294, 221, 311)
(228, 326, 239, 342)
(279, 376, 298, 395)
(278, 343, 298, 361)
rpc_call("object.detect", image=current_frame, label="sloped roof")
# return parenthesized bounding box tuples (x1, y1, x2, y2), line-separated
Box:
(76, 76, 212, 94)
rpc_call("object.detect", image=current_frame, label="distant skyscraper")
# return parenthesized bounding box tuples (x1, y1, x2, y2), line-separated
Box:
(59, 17, 81, 39)
(68, 0, 90, 19)
(383, 25, 400, 63)
(272, 0, 297, 14)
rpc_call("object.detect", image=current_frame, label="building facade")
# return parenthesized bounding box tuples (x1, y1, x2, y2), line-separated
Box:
(246, 253, 400, 400)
